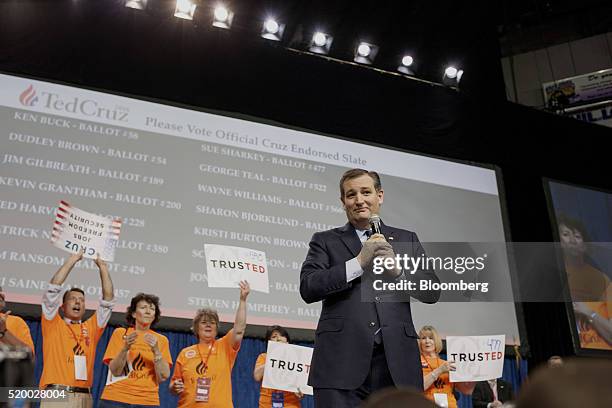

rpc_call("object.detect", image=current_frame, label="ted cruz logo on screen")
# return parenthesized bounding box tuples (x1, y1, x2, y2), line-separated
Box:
(18, 84, 129, 122)
(19, 85, 39, 106)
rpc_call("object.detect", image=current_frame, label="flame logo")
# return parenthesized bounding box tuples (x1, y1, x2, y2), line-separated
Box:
(132, 353, 146, 371)
(196, 361, 207, 375)
(73, 343, 85, 356)
(121, 362, 131, 377)
(19, 85, 38, 106)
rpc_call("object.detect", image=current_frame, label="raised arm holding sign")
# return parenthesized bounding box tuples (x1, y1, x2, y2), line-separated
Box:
(170, 281, 251, 407)
(39, 249, 115, 408)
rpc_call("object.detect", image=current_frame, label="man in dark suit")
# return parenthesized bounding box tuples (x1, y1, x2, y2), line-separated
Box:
(472, 378, 514, 408)
(300, 168, 440, 407)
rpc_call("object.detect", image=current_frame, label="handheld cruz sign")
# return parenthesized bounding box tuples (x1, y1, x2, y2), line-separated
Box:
(447, 335, 505, 382)
(204, 244, 269, 293)
(262, 341, 313, 395)
(51, 200, 122, 261)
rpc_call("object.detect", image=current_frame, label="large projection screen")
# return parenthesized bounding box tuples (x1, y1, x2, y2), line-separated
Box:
(545, 179, 612, 354)
(0, 73, 520, 343)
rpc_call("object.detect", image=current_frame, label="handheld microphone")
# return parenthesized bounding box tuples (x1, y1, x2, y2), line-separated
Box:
(369, 214, 382, 236)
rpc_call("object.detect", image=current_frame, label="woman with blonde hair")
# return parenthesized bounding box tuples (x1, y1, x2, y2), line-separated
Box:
(418, 325, 474, 408)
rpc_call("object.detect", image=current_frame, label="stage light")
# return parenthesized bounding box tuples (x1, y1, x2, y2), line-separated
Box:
(125, 0, 147, 10)
(309, 32, 333, 54)
(174, 0, 196, 20)
(444, 66, 458, 79)
(261, 19, 285, 41)
(357, 44, 371, 57)
(213, 5, 234, 29)
(313, 33, 327, 47)
(265, 19, 279, 34)
(214, 6, 228, 21)
(443, 66, 462, 87)
(354, 41, 378, 65)
(397, 55, 415, 75)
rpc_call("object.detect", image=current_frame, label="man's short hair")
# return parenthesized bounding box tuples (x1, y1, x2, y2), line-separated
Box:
(339, 168, 381, 198)
(126, 293, 161, 327)
(362, 387, 437, 408)
(265, 325, 291, 343)
(547, 355, 563, 367)
(191, 308, 219, 339)
(62, 287, 85, 303)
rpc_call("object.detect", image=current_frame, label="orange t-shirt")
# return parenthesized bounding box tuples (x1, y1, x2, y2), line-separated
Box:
(172, 331, 239, 408)
(566, 263, 612, 350)
(101, 328, 172, 405)
(39, 311, 104, 388)
(566, 263, 610, 301)
(256, 353, 301, 408)
(578, 301, 612, 350)
(3, 314, 35, 355)
(421, 355, 457, 408)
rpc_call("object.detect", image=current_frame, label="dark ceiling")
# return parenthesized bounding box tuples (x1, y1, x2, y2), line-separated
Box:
(127, 0, 504, 88)
(1, 0, 610, 101)
(498, 0, 612, 56)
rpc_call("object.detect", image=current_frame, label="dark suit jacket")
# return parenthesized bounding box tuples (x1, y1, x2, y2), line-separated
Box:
(300, 222, 440, 390)
(472, 379, 514, 407)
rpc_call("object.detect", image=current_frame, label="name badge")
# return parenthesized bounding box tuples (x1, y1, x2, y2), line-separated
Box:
(195, 377, 211, 402)
(272, 391, 284, 408)
(74, 355, 87, 381)
(433, 392, 449, 407)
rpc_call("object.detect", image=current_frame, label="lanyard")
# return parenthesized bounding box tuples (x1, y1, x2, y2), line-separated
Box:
(422, 353, 440, 370)
(64, 320, 89, 351)
(197, 341, 215, 375)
